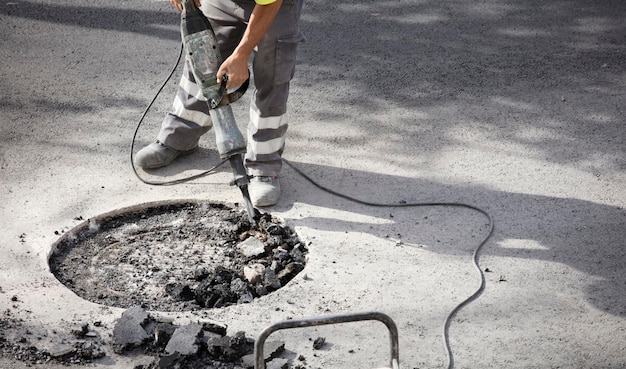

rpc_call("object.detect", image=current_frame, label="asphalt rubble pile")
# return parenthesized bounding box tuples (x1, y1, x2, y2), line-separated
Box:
(1, 204, 316, 367)
(173, 213, 309, 310)
(113, 306, 296, 369)
(1, 305, 319, 368)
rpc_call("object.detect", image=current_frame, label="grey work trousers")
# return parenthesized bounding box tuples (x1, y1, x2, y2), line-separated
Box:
(157, 0, 305, 177)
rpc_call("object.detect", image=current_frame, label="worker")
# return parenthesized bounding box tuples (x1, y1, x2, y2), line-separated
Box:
(134, 0, 305, 207)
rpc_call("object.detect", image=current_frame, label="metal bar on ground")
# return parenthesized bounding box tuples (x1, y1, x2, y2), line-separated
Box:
(254, 311, 400, 369)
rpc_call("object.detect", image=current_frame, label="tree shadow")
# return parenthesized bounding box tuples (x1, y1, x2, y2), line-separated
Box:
(0, 0, 179, 40)
(274, 0, 625, 320)
(2, 0, 623, 174)
(274, 160, 626, 317)
(293, 0, 626, 170)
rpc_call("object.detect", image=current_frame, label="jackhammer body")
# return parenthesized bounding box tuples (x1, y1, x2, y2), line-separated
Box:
(180, 0, 256, 223)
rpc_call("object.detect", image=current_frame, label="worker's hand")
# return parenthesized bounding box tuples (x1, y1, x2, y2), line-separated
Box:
(217, 53, 250, 90)
(170, 0, 201, 13)
(216, 1, 280, 89)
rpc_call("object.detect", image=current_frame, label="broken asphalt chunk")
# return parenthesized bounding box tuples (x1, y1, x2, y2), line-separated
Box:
(238, 237, 266, 258)
(112, 306, 155, 353)
(240, 340, 285, 369)
(165, 323, 203, 356)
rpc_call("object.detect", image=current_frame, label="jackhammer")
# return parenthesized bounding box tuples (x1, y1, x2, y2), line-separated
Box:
(180, 0, 256, 224)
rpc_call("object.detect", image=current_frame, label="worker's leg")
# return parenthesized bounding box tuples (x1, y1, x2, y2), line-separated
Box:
(133, 62, 213, 169)
(135, 1, 247, 169)
(245, 0, 305, 178)
(156, 0, 256, 151)
(156, 63, 213, 151)
(204, 0, 305, 206)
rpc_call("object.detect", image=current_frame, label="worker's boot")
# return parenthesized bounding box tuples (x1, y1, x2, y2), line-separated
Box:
(249, 176, 281, 207)
(134, 141, 198, 169)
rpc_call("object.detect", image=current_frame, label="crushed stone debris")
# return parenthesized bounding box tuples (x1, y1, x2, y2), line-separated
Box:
(1, 306, 313, 368)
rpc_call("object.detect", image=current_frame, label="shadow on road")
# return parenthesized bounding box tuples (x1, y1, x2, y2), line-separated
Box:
(0, 1, 179, 40)
(274, 160, 626, 318)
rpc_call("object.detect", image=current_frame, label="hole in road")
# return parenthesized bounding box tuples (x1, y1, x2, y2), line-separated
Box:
(49, 200, 308, 312)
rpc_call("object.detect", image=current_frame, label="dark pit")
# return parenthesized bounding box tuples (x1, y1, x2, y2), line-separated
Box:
(49, 200, 308, 312)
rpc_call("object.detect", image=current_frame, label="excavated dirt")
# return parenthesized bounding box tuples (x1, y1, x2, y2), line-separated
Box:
(49, 200, 308, 312)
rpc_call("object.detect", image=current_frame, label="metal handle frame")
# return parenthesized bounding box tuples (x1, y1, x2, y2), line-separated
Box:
(254, 311, 400, 369)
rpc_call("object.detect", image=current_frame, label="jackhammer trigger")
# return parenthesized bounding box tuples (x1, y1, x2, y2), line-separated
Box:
(210, 75, 229, 109)
(209, 74, 250, 110)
